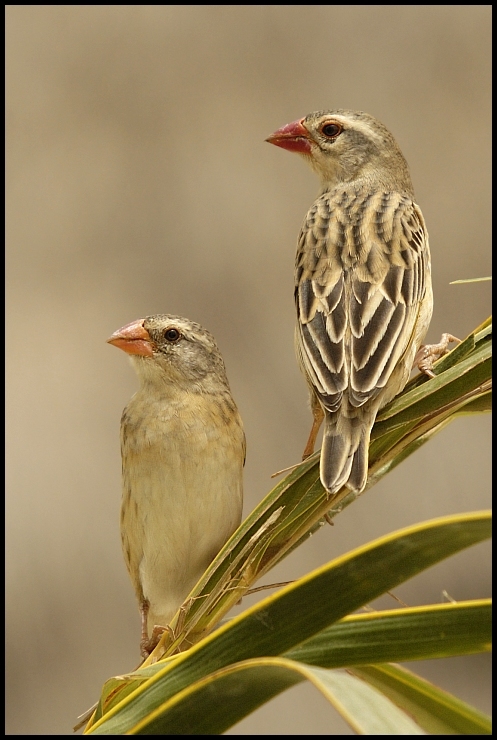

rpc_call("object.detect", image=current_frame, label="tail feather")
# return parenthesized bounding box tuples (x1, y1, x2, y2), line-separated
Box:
(320, 413, 371, 494)
(347, 433, 369, 492)
(320, 430, 354, 493)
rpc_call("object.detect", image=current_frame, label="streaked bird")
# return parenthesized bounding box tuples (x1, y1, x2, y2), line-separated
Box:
(108, 315, 245, 655)
(267, 110, 455, 495)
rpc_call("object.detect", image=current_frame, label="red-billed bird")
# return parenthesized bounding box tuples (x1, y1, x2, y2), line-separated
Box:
(267, 110, 455, 495)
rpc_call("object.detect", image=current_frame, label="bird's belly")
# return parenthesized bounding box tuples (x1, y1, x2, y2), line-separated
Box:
(122, 426, 243, 630)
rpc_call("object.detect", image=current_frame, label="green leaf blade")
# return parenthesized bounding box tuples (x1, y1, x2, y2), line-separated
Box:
(285, 600, 492, 667)
(129, 659, 426, 736)
(352, 664, 492, 735)
(86, 512, 491, 735)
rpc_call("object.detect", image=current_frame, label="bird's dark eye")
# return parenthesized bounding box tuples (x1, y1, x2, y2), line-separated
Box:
(164, 327, 181, 342)
(321, 122, 342, 139)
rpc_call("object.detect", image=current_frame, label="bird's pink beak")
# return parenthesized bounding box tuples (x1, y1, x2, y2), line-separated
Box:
(266, 118, 311, 154)
(107, 319, 154, 357)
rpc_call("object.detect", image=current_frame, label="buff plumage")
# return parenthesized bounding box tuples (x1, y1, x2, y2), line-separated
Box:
(108, 315, 244, 655)
(267, 110, 433, 494)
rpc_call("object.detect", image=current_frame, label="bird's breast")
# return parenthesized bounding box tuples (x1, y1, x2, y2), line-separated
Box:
(120, 389, 244, 626)
(121, 389, 244, 502)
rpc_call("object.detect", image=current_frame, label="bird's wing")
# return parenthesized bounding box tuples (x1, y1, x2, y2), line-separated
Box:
(295, 192, 430, 411)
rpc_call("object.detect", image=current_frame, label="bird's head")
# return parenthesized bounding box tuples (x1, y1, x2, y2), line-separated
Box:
(266, 109, 413, 194)
(107, 315, 229, 392)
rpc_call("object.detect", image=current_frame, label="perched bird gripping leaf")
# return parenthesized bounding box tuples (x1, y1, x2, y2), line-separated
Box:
(267, 110, 456, 495)
(108, 315, 245, 655)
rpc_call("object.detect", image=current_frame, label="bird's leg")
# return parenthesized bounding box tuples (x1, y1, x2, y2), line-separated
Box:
(139, 599, 155, 657)
(139, 599, 168, 657)
(271, 394, 324, 479)
(415, 333, 461, 378)
(302, 394, 325, 460)
(140, 599, 150, 646)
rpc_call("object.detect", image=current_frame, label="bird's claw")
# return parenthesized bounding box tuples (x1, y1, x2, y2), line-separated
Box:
(140, 624, 169, 657)
(415, 333, 461, 377)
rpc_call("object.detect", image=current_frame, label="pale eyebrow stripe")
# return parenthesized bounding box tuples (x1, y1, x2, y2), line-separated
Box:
(332, 116, 385, 145)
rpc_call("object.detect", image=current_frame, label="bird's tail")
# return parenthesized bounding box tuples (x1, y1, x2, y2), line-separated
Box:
(320, 412, 372, 495)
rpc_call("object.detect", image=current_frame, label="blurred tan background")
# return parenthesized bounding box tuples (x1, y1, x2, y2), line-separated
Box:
(6, 6, 491, 735)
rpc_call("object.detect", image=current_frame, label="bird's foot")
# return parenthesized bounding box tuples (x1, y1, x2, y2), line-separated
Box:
(139, 599, 173, 657)
(415, 333, 461, 377)
(140, 624, 171, 658)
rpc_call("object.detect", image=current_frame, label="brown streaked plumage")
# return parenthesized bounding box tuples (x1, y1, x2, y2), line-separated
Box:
(108, 315, 245, 655)
(267, 110, 439, 495)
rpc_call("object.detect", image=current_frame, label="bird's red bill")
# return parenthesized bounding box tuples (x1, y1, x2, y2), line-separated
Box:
(107, 320, 154, 357)
(266, 118, 311, 154)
